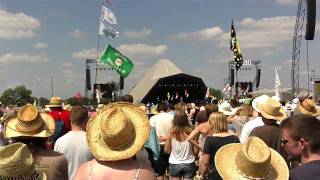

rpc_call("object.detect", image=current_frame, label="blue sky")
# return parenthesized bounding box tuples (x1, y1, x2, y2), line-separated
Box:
(0, 0, 319, 99)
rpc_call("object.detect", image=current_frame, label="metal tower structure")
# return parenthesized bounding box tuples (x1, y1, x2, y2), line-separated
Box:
(291, 0, 306, 97)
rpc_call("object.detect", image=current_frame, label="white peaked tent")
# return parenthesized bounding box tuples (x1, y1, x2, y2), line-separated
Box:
(130, 59, 182, 103)
(130, 59, 207, 103)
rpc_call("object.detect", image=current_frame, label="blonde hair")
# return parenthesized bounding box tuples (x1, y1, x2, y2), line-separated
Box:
(209, 112, 228, 133)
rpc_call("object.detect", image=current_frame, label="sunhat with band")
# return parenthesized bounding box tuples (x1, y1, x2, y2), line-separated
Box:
(86, 102, 150, 161)
(215, 137, 289, 180)
(0, 142, 46, 179)
(297, 98, 320, 116)
(257, 97, 287, 121)
(46, 96, 63, 108)
(4, 104, 55, 138)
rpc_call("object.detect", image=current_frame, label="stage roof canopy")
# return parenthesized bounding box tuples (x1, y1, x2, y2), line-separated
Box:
(130, 59, 206, 103)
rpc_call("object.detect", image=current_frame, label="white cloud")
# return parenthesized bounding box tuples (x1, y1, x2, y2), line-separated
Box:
(0, 9, 40, 39)
(72, 48, 100, 60)
(62, 62, 72, 69)
(34, 42, 47, 49)
(117, 44, 168, 59)
(169, 26, 223, 41)
(69, 29, 87, 39)
(235, 16, 295, 48)
(124, 28, 152, 38)
(0, 53, 49, 64)
(275, 0, 296, 6)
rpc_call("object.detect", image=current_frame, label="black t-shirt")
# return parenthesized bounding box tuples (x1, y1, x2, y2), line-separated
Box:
(290, 160, 320, 180)
(203, 135, 240, 180)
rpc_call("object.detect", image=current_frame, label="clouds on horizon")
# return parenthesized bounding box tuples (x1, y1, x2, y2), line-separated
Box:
(0, 9, 40, 39)
(69, 29, 87, 39)
(0, 52, 49, 64)
(123, 28, 152, 38)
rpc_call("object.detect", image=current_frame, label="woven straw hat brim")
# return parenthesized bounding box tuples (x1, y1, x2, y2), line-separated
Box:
(45, 104, 62, 108)
(297, 104, 320, 116)
(4, 113, 55, 138)
(86, 102, 150, 161)
(215, 143, 289, 180)
(251, 95, 269, 113)
(257, 104, 287, 122)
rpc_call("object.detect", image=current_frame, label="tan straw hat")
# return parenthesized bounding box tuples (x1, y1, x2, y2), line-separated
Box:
(257, 97, 287, 121)
(298, 99, 320, 116)
(86, 102, 150, 161)
(46, 96, 63, 107)
(4, 104, 55, 138)
(0, 143, 45, 179)
(215, 137, 289, 180)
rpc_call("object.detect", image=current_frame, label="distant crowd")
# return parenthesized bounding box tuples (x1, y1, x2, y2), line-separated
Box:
(0, 91, 320, 180)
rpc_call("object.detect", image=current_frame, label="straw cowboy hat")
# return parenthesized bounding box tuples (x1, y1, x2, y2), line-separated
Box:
(218, 101, 236, 116)
(257, 97, 287, 121)
(215, 137, 289, 180)
(46, 96, 63, 107)
(252, 95, 269, 113)
(4, 104, 55, 138)
(86, 102, 150, 161)
(297, 99, 320, 116)
(0, 143, 46, 179)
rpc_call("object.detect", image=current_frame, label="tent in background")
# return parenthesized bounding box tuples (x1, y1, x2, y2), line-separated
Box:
(130, 59, 207, 104)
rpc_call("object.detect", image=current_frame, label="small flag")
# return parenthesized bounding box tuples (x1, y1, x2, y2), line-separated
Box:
(100, 5, 117, 25)
(230, 20, 244, 71)
(275, 67, 281, 88)
(99, 20, 119, 38)
(275, 67, 281, 98)
(184, 89, 189, 98)
(100, 45, 134, 77)
(223, 83, 231, 93)
(205, 87, 210, 98)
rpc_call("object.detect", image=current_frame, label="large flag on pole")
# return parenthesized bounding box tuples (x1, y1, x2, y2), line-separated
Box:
(98, 5, 119, 38)
(100, 5, 117, 25)
(100, 45, 134, 77)
(99, 21, 119, 38)
(230, 20, 244, 71)
(275, 67, 281, 98)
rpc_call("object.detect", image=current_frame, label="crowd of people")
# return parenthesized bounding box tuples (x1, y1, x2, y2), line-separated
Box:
(0, 91, 320, 180)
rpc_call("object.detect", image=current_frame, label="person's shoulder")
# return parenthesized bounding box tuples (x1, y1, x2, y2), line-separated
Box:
(139, 163, 157, 180)
(74, 161, 90, 180)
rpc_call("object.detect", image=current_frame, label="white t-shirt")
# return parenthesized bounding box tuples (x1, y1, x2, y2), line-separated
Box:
(150, 112, 174, 145)
(54, 131, 93, 179)
(239, 117, 264, 143)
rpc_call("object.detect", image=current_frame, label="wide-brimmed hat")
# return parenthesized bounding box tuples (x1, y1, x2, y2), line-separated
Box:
(257, 97, 287, 121)
(218, 101, 236, 115)
(215, 137, 289, 180)
(297, 99, 320, 116)
(86, 102, 150, 161)
(4, 104, 55, 138)
(252, 95, 269, 113)
(46, 96, 63, 107)
(0, 143, 45, 179)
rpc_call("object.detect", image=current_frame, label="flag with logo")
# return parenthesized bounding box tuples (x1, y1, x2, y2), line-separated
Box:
(99, 21, 119, 38)
(98, 5, 119, 38)
(100, 45, 134, 77)
(100, 5, 117, 25)
(230, 20, 244, 71)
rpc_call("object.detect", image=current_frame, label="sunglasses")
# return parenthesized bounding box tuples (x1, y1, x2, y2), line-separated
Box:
(281, 137, 300, 146)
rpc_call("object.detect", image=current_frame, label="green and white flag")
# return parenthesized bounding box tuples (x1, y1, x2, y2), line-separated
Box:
(100, 45, 134, 77)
